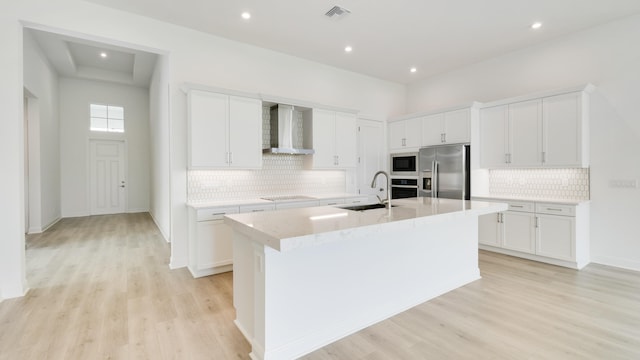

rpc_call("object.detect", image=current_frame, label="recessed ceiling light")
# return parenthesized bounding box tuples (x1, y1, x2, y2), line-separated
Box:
(531, 22, 542, 30)
(410, 67, 417, 73)
(241, 12, 251, 20)
(100, 52, 107, 58)
(344, 46, 353, 53)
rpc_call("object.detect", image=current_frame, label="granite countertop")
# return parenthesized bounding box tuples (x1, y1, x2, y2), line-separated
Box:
(224, 197, 507, 251)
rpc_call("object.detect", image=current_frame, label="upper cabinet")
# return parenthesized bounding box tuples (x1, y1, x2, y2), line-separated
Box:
(422, 108, 470, 146)
(304, 109, 357, 168)
(389, 117, 422, 152)
(479, 88, 590, 168)
(188, 89, 262, 169)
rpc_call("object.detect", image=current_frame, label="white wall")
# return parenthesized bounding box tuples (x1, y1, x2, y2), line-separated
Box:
(0, 12, 27, 299)
(149, 55, 171, 241)
(407, 14, 640, 270)
(59, 78, 150, 216)
(0, 0, 406, 290)
(23, 29, 60, 232)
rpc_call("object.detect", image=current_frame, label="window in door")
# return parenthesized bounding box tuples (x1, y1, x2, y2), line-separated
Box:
(90, 104, 124, 133)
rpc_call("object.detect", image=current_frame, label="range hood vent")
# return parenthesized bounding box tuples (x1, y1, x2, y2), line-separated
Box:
(263, 104, 314, 155)
(325, 5, 351, 18)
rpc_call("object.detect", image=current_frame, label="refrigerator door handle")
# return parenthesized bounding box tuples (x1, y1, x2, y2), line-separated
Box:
(433, 161, 439, 198)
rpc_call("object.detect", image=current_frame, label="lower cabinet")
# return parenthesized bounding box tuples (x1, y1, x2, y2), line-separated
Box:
(478, 200, 589, 269)
(188, 206, 239, 278)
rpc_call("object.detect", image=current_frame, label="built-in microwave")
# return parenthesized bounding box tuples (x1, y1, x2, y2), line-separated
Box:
(390, 152, 418, 176)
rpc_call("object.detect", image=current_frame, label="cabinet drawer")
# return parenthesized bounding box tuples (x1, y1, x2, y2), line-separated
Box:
(506, 201, 534, 212)
(319, 198, 345, 206)
(535, 203, 575, 216)
(239, 203, 276, 213)
(196, 206, 239, 221)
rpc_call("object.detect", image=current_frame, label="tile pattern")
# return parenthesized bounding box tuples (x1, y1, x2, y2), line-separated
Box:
(189, 106, 343, 203)
(489, 168, 590, 201)
(188, 155, 346, 202)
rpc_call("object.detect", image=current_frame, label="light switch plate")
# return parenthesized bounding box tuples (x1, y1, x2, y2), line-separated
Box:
(609, 179, 638, 188)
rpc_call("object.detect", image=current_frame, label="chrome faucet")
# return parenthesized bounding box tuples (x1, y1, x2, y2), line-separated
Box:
(370, 170, 391, 208)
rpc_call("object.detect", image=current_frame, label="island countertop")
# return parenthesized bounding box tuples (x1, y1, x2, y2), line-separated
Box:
(224, 197, 507, 252)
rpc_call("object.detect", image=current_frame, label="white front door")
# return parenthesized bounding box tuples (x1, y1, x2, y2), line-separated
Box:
(357, 119, 385, 198)
(90, 140, 126, 215)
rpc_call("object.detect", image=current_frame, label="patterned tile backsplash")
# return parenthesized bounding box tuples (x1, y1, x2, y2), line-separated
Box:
(188, 106, 345, 203)
(489, 168, 590, 201)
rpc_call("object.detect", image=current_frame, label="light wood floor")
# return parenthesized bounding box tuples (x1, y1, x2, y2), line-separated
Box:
(1, 214, 639, 359)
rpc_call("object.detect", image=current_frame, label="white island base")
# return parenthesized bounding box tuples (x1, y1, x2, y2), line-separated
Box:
(226, 198, 506, 360)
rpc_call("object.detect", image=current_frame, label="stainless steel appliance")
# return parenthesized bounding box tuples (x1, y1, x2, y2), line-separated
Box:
(419, 144, 470, 200)
(390, 178, 419, 199)
(390, 152, 418, 176)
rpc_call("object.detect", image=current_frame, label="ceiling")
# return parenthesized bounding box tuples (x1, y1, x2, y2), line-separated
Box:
(28, 28, 157, 87)
(80, 0, 640, 84)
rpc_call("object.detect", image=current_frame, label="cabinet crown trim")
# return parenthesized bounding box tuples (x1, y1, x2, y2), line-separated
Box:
(390, 101, 481, 122)
(479, 83, 595, 109)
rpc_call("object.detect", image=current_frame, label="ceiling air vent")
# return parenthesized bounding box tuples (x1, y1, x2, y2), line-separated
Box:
(325, 5, 351, 18)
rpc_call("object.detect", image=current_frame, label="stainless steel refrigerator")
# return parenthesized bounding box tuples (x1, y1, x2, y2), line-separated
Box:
(418, 144, 470, 200)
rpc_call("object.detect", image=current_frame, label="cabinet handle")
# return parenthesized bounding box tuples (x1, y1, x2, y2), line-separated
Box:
(211, 212, 226, 216)
(545, 208, 563, 211)
(441, 133, 445, 143)
(535, 216, 539, 228)
(542, 151, 546, 163)
(505, 153, 509, 164)
(229, 152, 233, 164)
(252, 209, 265, 212)
(496, 213, 501, 223)
(511, 205, 524, 208)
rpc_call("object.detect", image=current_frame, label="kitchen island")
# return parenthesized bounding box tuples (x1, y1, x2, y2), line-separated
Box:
(225, 197, 507, 360)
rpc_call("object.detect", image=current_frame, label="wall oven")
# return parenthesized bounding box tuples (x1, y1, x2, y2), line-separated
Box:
(390, 152, 418, 176)
(390, 178, 419, 199)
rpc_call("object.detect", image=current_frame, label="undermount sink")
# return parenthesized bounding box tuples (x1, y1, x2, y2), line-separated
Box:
(339, 203, 396, 211)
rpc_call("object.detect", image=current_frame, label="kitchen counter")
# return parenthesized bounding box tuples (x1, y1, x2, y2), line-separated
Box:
(472, 196, 589, 205)
(187, 193, 370, 209)
(227, 197, 506, 360)
(225, 197, 506, 251)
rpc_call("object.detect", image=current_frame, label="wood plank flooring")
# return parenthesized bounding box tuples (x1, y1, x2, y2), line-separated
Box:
(1, 213, 639, 359)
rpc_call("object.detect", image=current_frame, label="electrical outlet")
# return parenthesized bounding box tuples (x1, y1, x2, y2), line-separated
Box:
(609, 179, 638, 188)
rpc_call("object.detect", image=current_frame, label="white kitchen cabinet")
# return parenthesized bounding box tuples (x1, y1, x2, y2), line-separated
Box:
(304, 109, 357, 168)
(501, 211, 536, 254)
(275, 200, 320, 210)
(542, 92, 588, 167)
(389, 117, 421, 151)
(477, 199, 589, 269)
(188, 206, 239, 278)
(188, 89, 262, 169)
(422, 108, 470, 146)
(479, 100, 542, 168)
(479, 87, 590, 169)
(478, 212, 502, 247)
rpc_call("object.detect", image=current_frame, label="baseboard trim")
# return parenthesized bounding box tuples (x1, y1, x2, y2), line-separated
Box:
(127, 208, 150, 214)
(592, 255, 640, 272)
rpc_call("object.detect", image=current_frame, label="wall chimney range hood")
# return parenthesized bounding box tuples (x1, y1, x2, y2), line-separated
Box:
(263, 104, 314, 155)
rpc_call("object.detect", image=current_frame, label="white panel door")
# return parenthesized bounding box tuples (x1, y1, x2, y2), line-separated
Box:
(334, 112, 357, 167)
(543, 92, 581, 166)
(357, 119, 385, 198)
(478, 213, 502, 246)
(509, 99, 542, 167)
(444, 108, 470, 144)
(479, 105, 508, 168)
(90, 140, 126, 215)
(311, 109, 336, 168)
(422, 113, 444, 146)
(228, 95, 262, 168)
(536, 214, 575, 261)
(404, 117, 422, 148)
(388, 121, 406, 151)
(188, 90, 228, 168)
(502, 211, 536, 254)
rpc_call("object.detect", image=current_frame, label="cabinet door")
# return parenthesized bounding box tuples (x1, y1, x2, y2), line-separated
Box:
(197, 220, 234, 270)
(404, 117, 422, 148)
(509, 100, 542, 167)
(444, 108, 470, 144)
(543, 92, 582, 167)
(479, 213, 502, 246)
(311, 109, 337, 168)
(389, 121, 406, 150)
(536, 214, 575, 261)
(229, 96, 263, 168)
(421, 113, 444, 146)
(188, 90, 228, 168)
(335, 112, 357, 167)
(502, 211, 536, 254)
(479, 105, 508, 168)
